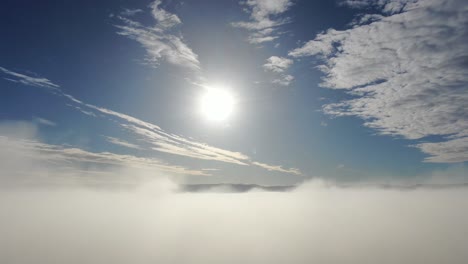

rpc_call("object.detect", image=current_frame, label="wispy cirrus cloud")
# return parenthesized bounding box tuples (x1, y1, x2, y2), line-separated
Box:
(60, 95, 252, 166)
(0, 66, 60, 90)
(232, 0, 293, 44)
(289, 0, 468, 163)
(104, 136, 142, 150)
(77, 99, 302, 174)
(79, 101, 301, 173)
(115, 0, 200, 70)
(0, 135, 208, 177)
(0, 66, 302, 176)
(128, 125, 250, 166)
(58, 90, 301, 174)
(120, 8, 142, 17)
(34, 117, 57, 127)
(149, 0, 181, 29)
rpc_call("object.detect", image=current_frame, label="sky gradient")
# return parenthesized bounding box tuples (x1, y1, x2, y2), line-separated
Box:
(1, 0, 467, 185)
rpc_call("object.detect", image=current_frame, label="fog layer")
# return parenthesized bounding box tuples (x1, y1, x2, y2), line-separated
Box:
(1, 179, 467, 264)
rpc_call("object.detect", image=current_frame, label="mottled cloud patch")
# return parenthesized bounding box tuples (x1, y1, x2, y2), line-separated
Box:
(232, 0, 293, 44)
(290, 0, 468, 163)
(263, 56, 293, 73)
(415, 137, 468, 163)
(263, 56, 294, 86)
(341, 0, 416, 14)
(272, 74, 294, 86)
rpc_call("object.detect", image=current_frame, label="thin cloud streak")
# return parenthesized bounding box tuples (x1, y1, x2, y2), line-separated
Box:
(34, 118, 57, 127)
(0, 66, 60, 90)
(104, 136, 142, 150)
(0, 135, 208, 176)
(252, 161, 301, 175)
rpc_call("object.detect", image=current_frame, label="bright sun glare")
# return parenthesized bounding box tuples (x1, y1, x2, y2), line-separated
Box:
(201, 88, 234, 121)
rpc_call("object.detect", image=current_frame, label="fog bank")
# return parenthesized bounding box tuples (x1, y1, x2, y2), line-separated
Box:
(1, 179, 467, 264)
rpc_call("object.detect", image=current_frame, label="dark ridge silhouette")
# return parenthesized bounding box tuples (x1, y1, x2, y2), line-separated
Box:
(178, 182, 468, 193)
(178, 184, 296, 193)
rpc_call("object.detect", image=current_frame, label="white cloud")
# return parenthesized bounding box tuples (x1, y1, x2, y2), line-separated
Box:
(263, 56, 294, 86)
(232, 0, 293, 44)
(0, 66, 60, 90)
(289, 0, 468, 163)
(249, 35, 278, 44)
(263, 56, 293, 73)
(272, 74, 294, 86)
(115, 1, 200, 70)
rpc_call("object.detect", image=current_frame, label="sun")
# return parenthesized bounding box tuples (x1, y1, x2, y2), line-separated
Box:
(200, 88, 235, 121)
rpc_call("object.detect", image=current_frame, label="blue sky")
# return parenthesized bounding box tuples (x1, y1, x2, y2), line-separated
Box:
(1, 0, 467, 185)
